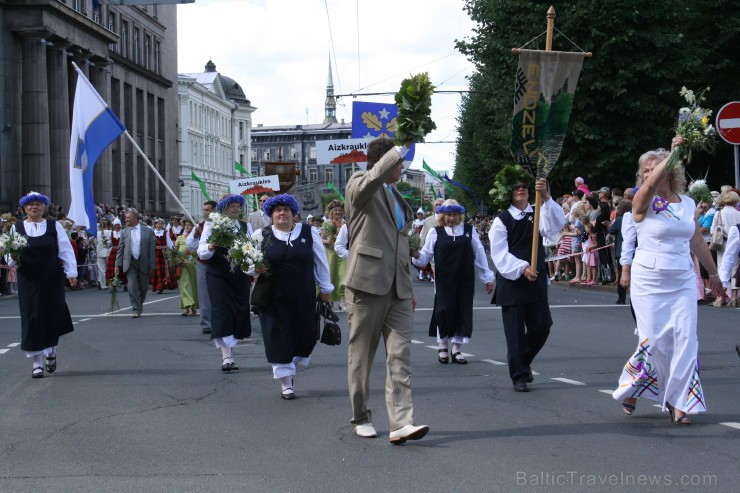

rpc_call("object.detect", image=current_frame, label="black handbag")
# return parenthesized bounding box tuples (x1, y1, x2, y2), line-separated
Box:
(317, 300, 341, 346)
(250, 274, 273, 313)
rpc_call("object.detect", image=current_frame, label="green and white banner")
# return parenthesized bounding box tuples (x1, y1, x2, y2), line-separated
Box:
(510, 49, 587, 178)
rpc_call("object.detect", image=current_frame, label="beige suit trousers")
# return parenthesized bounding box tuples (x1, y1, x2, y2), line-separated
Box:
(346, 284, 414, 431)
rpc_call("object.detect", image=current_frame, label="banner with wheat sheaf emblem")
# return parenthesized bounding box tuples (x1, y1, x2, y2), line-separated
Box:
(510, 49, 587, 178)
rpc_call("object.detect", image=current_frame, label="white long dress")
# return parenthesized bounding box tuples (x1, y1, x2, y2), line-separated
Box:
(613, 194, 706, 414)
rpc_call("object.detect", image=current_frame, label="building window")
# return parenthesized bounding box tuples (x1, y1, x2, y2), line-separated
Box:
(310, 145, 316, 159)
(309, 168, 318, 183)
(144, 34, 151, 70)
(263, 149, 270, 161)
(325, 168, 334, 183)
(133, 28, 140, 64)
(74, 0, 83, 14)
(290, 145, 298, 160)
(345, 167, 354, 182)
(121, 21, 129, 58)
(251, 148, 257, 162)
(152, 5, 158, 18)
(154, 41, 161, 75)
(94, 7, 101, 24)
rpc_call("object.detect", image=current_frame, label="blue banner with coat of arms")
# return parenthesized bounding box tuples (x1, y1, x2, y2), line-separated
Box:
(351, 102, 415, 162)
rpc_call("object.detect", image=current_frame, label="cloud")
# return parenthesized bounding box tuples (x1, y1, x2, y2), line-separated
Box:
(177, 0, 475, 171)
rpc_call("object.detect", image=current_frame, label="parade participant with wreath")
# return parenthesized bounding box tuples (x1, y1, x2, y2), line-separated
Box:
(488, 165, 566, 392)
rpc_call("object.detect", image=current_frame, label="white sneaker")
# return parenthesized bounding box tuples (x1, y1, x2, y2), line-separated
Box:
(355, 423, 378, 438)
(389, 424, 429, 444)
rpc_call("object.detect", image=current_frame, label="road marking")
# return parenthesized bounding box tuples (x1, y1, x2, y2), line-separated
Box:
(653, 404, 663, 409)
(551, 377, 586, 386)
(8, 343, 19, 347)
(0, 349, 9, 354)
(482, 359, 506, 366)
(598, 390, 614, 395)
(411, 340, 425, 344)
(720, 422, 740, 431)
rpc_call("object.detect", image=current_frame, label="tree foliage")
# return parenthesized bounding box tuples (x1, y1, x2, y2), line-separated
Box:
(454, 0, 740, 210)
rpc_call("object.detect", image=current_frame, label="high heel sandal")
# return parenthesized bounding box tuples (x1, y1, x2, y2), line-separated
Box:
(621, 398, 636, 416)
(45, 354, 57, 373)
(666, 403, 691, 425)
(437, 349, 449, 364)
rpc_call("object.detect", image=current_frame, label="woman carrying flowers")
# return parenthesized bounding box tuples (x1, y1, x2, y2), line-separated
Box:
(4, 192, 77, 378)
(612, 137, 724, 424)
(249, 194, 333, 399)
(175, 219, 198, 316)
(197, 194, 252, 372)
(412, 199, 494, 364)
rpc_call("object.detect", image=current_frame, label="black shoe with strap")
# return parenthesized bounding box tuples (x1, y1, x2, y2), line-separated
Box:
(45, 354, 57, 373)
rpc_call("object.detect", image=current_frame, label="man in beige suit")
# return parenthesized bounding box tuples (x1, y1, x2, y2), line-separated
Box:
(344, 137, 429, 444)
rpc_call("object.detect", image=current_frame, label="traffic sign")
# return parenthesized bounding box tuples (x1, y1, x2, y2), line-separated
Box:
(716, 101, 740, 145)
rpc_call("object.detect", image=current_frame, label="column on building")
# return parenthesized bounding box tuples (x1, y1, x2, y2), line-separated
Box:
(20, 32, 52, 196)
(47, 42, 71, 209)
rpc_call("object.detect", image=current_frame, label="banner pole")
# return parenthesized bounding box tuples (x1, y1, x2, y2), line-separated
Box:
(529, 5, 555, 273)
(123, 131, 196, 225)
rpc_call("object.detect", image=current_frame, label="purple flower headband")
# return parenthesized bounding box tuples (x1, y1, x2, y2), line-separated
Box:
(19, 191, 50, 207)
(216, 194, 246, 212)
(437, 204, 465, 215)
(263, 194, 300, 216)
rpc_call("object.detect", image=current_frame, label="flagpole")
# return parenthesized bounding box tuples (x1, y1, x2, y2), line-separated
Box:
(123, 131, 196, 225)
(528, 5, 555, 274)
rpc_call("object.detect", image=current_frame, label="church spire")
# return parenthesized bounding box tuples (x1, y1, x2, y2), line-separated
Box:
(323, 54, 337, 124)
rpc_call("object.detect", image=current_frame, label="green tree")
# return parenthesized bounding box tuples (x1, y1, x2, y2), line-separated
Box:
(455, 0, 740, 200)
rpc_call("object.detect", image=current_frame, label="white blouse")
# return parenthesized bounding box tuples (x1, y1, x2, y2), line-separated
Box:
(719, 225, 739, 288)
(7, 221, 77, 278)
(334, 224, 349, 260)
(488, 198, 566, 281)
(412, 224, 494, 284)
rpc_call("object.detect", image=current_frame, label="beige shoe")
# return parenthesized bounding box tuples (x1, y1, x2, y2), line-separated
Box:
(355, 423, 377, 438)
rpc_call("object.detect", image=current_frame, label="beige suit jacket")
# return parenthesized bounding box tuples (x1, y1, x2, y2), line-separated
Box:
(343, 147, 414, 298)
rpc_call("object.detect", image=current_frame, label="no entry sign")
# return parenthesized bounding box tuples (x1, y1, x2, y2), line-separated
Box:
(716, 101, 740, 145)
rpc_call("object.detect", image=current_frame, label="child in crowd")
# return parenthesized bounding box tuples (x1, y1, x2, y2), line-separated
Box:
(568, 203, 585, 283)
(554, 224, 575, 280)
(581, 223, 600, 285)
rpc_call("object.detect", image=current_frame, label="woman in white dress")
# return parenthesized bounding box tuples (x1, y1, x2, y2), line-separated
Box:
(613, 137, 724, 424)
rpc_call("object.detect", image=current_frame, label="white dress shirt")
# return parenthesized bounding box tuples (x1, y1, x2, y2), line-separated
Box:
(334, 224, 349, 260)
(7, 221, 77, 278)
(244, 223, 334, 293)
(131, 225, 141, 259)
(413, 224, 494, 284)
(619, 212, 636, 266)
(488, 198, 566, 281)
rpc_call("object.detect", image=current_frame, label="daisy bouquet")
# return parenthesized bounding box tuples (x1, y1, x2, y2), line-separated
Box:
(207, 212, 241, 248)
(228, 236, 265, 274)
(665, 87, 716, 171)
(0, 231, 28, 266)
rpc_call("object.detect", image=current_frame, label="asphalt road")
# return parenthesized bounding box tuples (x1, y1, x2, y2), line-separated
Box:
(0, 279, 738, 492)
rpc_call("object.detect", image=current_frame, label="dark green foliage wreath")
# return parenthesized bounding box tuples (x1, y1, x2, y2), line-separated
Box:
(489, 164, 534, 209)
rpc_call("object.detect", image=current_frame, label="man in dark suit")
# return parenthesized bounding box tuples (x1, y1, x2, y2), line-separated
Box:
(344, 137, 429, 444)
(115, 209, 156, 318)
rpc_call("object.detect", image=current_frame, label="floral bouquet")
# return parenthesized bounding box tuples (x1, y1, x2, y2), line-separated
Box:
(108, 275, 122, 312)
(207, 212, 242, 248)
(0, 231, 28, 266)
(665, 87, 716, 171)
(321, 221, 339, 245)
(228, 237, 265, 274)
(408, 230, 422, 255)
(101, 232, 112, 249)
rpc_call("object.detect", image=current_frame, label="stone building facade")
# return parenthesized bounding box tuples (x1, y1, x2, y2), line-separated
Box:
(178, 60, 256, 215)
(0, 0, 178, 215)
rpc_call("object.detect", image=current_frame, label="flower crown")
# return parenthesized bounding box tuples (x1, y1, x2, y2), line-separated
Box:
(437, 204, 465, 215)
(19, 191, 50, 207)
(216, 194, 246, 212)
(263, 194, 300, 216)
